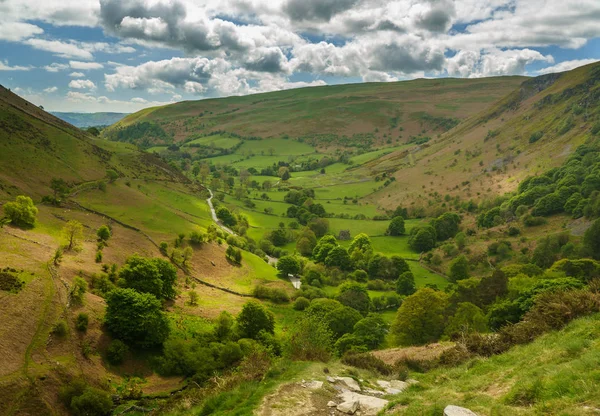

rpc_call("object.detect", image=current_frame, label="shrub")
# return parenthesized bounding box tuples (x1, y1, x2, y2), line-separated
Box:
(105, 289, 170, 348)
(96, 225, 111, 242)
(392, 288, 449, 345)
(76, 313, 89, 332)
(287, 316, 334, 362)
(53, 320, 68, 337)
(293, 296, 310, 311)
(341, 351, 393, 375)
(3, 195, 38, 227)
(396, 271, 416, 296)
(236, 301, 275, 339)
(253, 285, 290, 303)
(386, 216, 406, 236)
(70, 387, 113, 416)
(71, 277, 88, 305)
(106, 339, 129, 365)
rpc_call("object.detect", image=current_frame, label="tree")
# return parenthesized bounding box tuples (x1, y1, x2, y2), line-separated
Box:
(63, 220, 84, 251)
(189, 231, 205, 245)
(119, 255, 177, 300)
(532, 237, 559, 269)
(188, 291, 199, 306)
(280, 169, 291, 181)
(216, 206, 237, 227)
(336, 282, 371, 315)
(431, 212, 461, 241)
(50, 178, 70, 200)
(297, 237, 315, 256)
(96, 225, 111, 242)
(478, 269, 508, 306)
(71, 277, 88, 304)
(86, 126, 100, 136)
(53, 247, 64, 265)
(70, 387, 113, 416)
(396, 271, 416, 296)
(408, 226, 436, 252)
(444, 302, 487, 338)
(105, 288, 170, 348)
(106, 169, 119, 183)
(182, 246, 193, 266)
(262, 180, 273, 191)
(277, 255, 300, 275)
(308, 218, 329, 237)
(226, 246, 242, 264)
(325, 246, 351, 270)
(353, 314, 389, 349)
(449, 255, 469, 282)
(3, 195, 38, 227)
(236, 301, 275, 339)
(387, 216, 406, 236)
(392, 288, 449, 345)
(324, 306, 363, 339)
(584, 218, 600, 260)
(269, 228, 288, 246)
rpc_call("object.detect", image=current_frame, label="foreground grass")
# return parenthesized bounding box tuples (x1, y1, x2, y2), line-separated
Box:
(389, 313, 600, 415)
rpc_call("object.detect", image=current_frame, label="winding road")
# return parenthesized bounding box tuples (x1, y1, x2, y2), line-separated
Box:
(206, 189, 304, 289)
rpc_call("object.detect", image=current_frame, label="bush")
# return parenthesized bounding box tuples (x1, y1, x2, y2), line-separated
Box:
(386, 216, 406, 236)
(76, 313, 89, 332)
(70, 387, 113, 416)
(341, 351, 393, 375)
(392, 288, 449, 345)
(105, 289, 170, 348)
(53, 320, 68, 337)
(253, 285, 290, 303)
(106, 339, 129, 365)
(293, 296, 310, 311)
(3, 195, 38, 228)
(287, 316, 334, 362)
(96, 225, 111, 242)
(237, 301, 275, 339)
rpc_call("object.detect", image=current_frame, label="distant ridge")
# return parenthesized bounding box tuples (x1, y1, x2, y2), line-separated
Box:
(51, 111, 129, 128)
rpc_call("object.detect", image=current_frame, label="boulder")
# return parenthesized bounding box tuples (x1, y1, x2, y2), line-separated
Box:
(337, 400, 359, 414)
(327, 376, 336, 383)
(339, 391, 389, 414)
(327, 401, 337, 407)
(303, 380, 323, 390)
(444, 405, 479, 416)
(389, 380, 409, 392)
(335, 377, 361, 392)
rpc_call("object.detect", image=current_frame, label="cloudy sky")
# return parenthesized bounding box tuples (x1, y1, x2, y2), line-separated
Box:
(1, 0, 599, 113)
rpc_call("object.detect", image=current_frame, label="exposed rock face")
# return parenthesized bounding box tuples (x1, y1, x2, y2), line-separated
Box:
(337, 400, 359, 414)
(444, 405, 479, 416)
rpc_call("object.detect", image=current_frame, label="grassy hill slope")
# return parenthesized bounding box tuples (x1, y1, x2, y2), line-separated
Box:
(367, 61, 600, 209)
(0, 85, 184, 200)
(104, 76, 525, 147)
(386, 313, 600, 415)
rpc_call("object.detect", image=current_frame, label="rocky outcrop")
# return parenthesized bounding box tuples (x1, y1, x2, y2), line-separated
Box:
(337, 400, 359, 414)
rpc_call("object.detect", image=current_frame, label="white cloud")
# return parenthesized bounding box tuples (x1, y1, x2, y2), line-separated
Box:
(536, 59, 599, 75)
(68, 79, 97, 90)
(447, 48, 554, 78)
(69, 71, 85, 77)
(43, 86, 58, 93)
(44, 63, 70, 72)
(0, 21, 43, 41)
(0, 61, 32, 71)
(65, 91, 174, 112)
(69, 61, 104, 70)
(24, 39, 94, 60)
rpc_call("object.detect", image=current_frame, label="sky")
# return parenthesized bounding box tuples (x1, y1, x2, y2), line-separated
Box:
(0, 0, 599, 113)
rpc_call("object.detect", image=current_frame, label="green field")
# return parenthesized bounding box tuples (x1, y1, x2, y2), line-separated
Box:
(183, 135, 241, 149)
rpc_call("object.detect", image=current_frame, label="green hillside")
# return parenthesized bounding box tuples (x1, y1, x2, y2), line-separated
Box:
(0, 85, 184, 200)
(104, 76, 525, 147)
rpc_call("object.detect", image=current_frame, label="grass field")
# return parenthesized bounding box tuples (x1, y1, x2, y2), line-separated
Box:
(183, 135, 241, 149)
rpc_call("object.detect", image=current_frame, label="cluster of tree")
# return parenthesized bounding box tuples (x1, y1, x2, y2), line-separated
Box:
(2, 195, 38, 228)
(477, 143, 600, 228)
(155, 301, 279, 381)
(391, 249, 600, 346)
(408, 212, 461, 252)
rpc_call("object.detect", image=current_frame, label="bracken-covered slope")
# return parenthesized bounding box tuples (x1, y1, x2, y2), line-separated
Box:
(0, 85, 186, 200)
(367, 61, 600, 209)
(104, 76, 525, 147)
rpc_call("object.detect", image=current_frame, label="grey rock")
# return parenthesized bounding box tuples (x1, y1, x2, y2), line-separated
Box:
(337, 400, 359, 414)
(339, 391, 389, 414)
(444, 405, 479, 416)
(327, 401, 337, 407)
(327, 376, 336, 383)
(335, 376, 361, 392)
(303, 380, 323, 390)
(389, 380, 409, 392)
